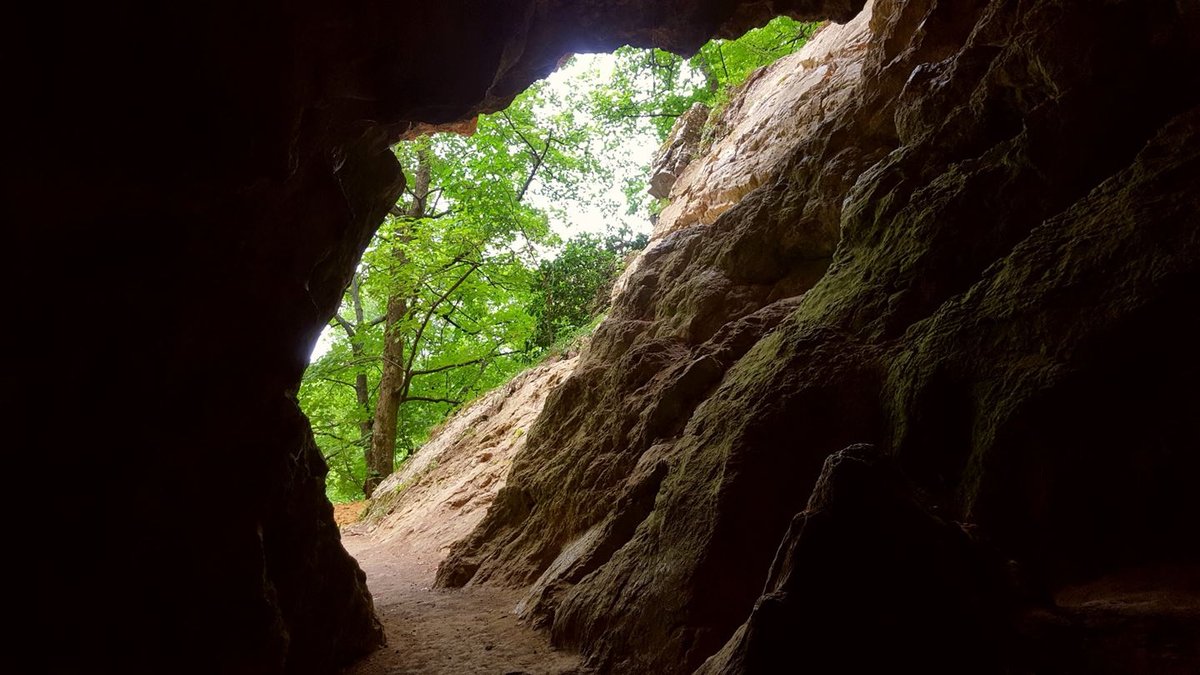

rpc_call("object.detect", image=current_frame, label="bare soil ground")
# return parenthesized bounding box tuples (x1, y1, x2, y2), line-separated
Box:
(334, 501, 368, 526)
(342, 532, 585, 675)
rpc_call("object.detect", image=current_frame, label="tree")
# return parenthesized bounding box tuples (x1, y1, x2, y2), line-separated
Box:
(529, 230, 648, 350)
(302, 79, 608, 499)
(538, 17, 820, 221)
(364, 143, 430, 495)
(583, 17, 821, 139)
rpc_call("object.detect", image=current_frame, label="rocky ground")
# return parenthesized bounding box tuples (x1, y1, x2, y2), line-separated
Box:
(342, 533, 585, 675)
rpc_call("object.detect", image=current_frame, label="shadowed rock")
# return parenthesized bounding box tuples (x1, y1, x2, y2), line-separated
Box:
(697, 444, 1016, 674)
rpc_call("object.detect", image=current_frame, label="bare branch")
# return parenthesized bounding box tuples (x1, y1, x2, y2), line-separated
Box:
(517, 137, 551, 203)
(410, 350, 523, 378)
(397, 262, 481, 402)
(615, 112, 686, 119)
(404, 263, 480, 372)
(717, 41, 730, 81)
(313, 430, 368, 446)
(500, 110, 540, 156)
(319, 377, 361, 391)
(500, 110, 555, 204)
(332, 314, 356, 338)
(439, 312, 479, 335)
(403, 396, 464, 406)
(388, 205, 454, 221)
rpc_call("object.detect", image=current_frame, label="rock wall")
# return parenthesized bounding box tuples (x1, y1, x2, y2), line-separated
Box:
(652, 13, 873, 238)
(440, 0, 1200, 672)
(9, 0, 863, 671)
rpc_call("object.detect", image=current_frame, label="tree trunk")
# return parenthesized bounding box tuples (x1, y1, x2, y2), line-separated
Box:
(354, 372, 371, 439)
(348, 274, 373, 444)
(364, 147, 430, 496)
(364, 293, 407, 495)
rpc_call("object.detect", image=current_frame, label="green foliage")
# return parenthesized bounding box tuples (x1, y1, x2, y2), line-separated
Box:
(302, 346, 372, 499)
(540, 312, 610, 363)
(693, 18, 821, 107)
(529, 230, 647, 350)
(583, 17, 821, 140)
(300, 82, 637, 503)
(561, 16, 819, 217)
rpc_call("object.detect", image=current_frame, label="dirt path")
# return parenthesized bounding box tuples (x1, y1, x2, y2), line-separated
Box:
(342, 530, 586, 675)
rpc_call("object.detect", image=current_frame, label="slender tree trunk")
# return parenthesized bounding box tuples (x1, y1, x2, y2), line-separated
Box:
(364, 147, 430, 496)
(354, 376, 371, 438)
(364, 295, 407, 495)
(348, 275, 373, 444)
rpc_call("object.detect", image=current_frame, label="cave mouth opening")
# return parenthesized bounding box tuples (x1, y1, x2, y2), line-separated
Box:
(294, 14, 831, 673)
(300, 15, 822, 508)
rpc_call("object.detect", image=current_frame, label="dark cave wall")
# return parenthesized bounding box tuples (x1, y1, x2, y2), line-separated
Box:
(5, 0, 861, 672)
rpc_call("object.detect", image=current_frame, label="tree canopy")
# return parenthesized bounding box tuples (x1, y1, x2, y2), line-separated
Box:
(583, 16, 821, 139)
(301, 83, 644, 500)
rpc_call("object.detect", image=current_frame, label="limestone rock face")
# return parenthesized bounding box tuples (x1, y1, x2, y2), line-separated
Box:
(9, 0, 865, 671)
(441, 0, 1200, 672)
(649, 102, 711, 199)
(653, 10, 875, 238)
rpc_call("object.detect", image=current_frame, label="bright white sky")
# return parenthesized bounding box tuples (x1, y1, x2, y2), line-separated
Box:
(310, 53, 658, 362)
(527, 53, 658, 239)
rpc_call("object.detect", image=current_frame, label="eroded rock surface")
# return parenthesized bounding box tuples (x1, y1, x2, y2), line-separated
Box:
(653, 10, 874, 238)
(696, 444, 1016, 674)
(441, 0, 1200, 672)
(649, 102, 711, 199)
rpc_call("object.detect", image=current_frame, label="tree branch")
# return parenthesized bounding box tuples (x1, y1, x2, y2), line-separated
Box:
(399, 262, 481, 400)
(403, 396, 463, 406)
(616, 111, 686, 119)
(313, 430, 367, 445)
(404, 264, 480, 370)
(439, 312, 479, 335)
(389, 205, 454, 220)
(410, 350, 523, 378)
(319, 377, 361, 391)
(717, 42, 731, 83)
(500, 110, 540, 156)
(517, 136, 552, 203)
(477, 267, 517, 292)
(500, 110, 554, 204)
(332, 314, 356, 338)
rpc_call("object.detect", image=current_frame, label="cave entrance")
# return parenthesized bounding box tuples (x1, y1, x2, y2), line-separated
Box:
(300, 16, 826, 674)
(301, 16, 819, 506)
